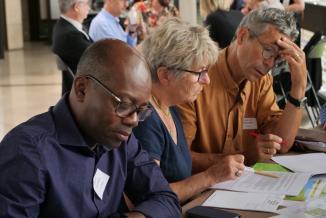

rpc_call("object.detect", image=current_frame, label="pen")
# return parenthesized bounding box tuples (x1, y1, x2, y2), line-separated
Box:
(249, 131, 288, 145)
(244, 167, 280, 179)
(254, 171, 280, 179)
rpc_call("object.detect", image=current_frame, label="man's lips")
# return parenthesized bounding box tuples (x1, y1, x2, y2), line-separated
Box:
(114, 130, 131, 141)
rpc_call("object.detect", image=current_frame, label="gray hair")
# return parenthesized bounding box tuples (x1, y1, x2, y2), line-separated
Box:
(236, 8, 298, 40)
(142, 17, 219, 82)
(58, 0, 77, 14)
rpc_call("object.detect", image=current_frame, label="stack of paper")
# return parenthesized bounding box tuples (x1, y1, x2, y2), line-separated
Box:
(202, 190, 283, 213)
(211, 170, 311, 196)
(272, 153, 326, 175)
(203, 163, 313, 213)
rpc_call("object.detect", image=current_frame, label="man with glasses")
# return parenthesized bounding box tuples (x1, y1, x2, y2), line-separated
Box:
(53, 0, 93, 94)
(0, 39, 180, 217)
(178, 8, 307, 167)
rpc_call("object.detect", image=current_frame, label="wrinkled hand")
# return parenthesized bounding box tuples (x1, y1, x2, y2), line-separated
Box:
(255, 133, 282, 161)
(205, 154, 245, 184)
(277, 37, 307, 96)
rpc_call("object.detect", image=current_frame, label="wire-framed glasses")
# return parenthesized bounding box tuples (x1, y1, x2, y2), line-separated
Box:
(85, 75, 152, 121)
(249, 30, 285, 67)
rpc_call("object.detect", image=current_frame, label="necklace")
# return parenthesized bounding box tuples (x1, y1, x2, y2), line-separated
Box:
(151, 95, 177, 142)
(151, 95, 171, 117)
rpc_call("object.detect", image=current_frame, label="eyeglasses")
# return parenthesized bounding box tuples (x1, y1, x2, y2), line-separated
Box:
(176, 68, 209, 83)
(85, 75, 152, 121)
(249, 30, 285, 67)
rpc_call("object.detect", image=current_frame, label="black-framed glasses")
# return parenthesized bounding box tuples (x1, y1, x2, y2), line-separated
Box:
(176, 68, 209, 83)
(85, 75, 152, 122)
(249, 30, 285, 67)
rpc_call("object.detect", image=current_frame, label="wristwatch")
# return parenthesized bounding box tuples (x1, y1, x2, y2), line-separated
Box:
(287, 94, 307, 108)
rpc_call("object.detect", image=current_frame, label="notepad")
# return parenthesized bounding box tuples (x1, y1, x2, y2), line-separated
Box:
(202, 190, 284, 213)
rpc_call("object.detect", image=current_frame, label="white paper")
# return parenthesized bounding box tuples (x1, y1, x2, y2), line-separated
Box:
(93, 169, 110, 200)
(273, 196, 326, 218)
(202, 190, 283, 213)
(212, 170, 311, 196)
(272, 153, 326, 175)
(296, 140, 326, 152)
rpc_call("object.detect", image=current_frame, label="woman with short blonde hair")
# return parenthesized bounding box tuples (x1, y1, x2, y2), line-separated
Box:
(134, 17, 245, 203)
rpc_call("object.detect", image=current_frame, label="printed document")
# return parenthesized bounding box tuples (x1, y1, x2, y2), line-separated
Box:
(203, 190, 283, 213)
(272, 153, 326, 175)
(211, 170, 311, 196)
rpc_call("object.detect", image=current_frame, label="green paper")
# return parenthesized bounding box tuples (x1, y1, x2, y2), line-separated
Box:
(253, 163, 306, 201)
(253, 163, 289, 172)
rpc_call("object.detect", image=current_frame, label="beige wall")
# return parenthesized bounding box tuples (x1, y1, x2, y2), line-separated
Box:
(179, 0, 197, 25)
(5, 0, 23, 50)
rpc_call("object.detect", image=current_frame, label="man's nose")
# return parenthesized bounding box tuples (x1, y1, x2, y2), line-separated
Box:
(263, 57, 276, 70)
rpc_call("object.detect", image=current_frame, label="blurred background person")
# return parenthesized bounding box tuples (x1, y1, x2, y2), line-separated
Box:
(242, 0, 284, 15)
(133, 0, 179, 41)
(200, 0, 244, 49)
(133, 17, 245, 204)
(52, 0, 92, 94)
(89, 0, 138, 46)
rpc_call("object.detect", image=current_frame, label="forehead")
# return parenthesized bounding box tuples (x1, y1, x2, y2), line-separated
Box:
(105, 57, 151, 104)
(256, 26, 287, 49)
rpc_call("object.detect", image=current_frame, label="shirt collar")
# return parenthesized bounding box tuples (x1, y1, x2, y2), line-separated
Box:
(50, 93, 89, 148)
(61, 15, 84, 32)
(101, 8, 120, 23)
(51, 94, 117, 151)
(218, 48, 239, 93)
(219, 47, 251, 103)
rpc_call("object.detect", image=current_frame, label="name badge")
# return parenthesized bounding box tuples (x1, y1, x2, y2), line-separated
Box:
(93, 169, 110, 200)
(243, 118, 257, 130)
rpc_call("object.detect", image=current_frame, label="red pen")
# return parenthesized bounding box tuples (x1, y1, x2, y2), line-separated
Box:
(249, 131, 288, 145)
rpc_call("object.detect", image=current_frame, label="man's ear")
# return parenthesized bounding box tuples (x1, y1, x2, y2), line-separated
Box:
(73, 76, 88, 102)
(236, 27, 250, 45)
(73, 2, 81, 13)
(156, 66, 171, 86)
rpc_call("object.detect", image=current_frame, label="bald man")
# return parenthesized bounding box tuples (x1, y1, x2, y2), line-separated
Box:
(0, 39, 180, 218)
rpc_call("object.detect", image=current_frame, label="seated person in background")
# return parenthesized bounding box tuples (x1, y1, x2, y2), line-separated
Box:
(242, 0, 284, 15)
(0, 39, 180, 218)
(178, 8, 307, 166)
(133, 0, 179, 40)
(89, 0, 137, 46)
(52, 0, 93, 93)
(133, 17, 245, 204)
(200, 0, 244, 49)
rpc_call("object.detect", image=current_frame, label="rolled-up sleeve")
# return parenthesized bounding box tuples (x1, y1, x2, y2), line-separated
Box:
(0, 132, 47, 218)
(124, 134, 181, 218)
